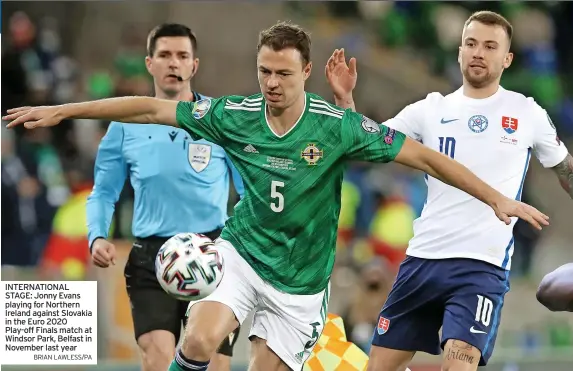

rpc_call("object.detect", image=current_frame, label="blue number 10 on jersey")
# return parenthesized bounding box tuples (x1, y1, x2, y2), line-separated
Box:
(439, 136, 456, 159)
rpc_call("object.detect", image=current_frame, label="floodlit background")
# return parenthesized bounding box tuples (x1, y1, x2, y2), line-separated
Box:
(2, 1, 573, 370)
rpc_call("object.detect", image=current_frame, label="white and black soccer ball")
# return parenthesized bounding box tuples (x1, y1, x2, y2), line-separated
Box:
(155, 233, 224, 301)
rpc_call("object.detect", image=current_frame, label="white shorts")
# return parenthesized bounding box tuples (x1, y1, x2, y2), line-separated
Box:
(187, 239, 330, 370)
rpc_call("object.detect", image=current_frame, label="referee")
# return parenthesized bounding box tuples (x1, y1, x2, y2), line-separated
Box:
(86, 24, 243, 371)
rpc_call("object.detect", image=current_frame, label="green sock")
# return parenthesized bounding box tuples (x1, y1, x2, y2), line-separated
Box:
(168, 351, 210, 371)
(168, 359, 184, 371)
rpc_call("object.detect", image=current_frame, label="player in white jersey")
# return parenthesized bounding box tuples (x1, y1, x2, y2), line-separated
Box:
(326, 10, 573, 371)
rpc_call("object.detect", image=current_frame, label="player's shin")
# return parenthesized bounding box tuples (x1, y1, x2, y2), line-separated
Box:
(168, 347, 210, 371)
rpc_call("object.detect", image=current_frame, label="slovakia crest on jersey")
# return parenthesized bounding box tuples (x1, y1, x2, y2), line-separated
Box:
(377, 316, 390, 335)
(501, 116, 518, 134)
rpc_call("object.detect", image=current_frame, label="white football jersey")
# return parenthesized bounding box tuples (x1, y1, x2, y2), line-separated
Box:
(384, 86, 568, 270)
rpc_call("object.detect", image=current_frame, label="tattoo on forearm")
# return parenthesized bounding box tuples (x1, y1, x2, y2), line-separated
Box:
(553, 154, 573, 199)
(446, 348, 475, 364)
(446, 340, 476, 364)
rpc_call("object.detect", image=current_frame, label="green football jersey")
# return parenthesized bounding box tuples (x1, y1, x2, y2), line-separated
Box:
(176, 92, 405, 294)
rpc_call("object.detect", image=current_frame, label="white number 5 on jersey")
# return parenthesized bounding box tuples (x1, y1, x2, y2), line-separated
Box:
(270, 180, 284, 212)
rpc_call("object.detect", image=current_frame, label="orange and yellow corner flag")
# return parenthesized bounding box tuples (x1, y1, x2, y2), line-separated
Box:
(305, 313, 369, 371)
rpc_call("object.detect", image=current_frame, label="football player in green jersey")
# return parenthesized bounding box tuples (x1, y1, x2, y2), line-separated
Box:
(5, 21, 549, 371)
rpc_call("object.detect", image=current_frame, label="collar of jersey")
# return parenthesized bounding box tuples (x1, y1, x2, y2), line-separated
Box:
(261, 92, 309, 140)
(454, 85, 504, 107)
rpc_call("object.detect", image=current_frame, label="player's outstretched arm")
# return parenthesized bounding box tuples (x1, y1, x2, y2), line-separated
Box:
(394, 137, 550, 230)
(536, 263, 573, 312)
(551, 153, 573, 199)
(3, 97, 179, 129)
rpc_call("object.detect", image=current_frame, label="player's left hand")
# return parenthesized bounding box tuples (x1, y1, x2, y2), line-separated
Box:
(325, 48, 357, 101)
(3, 105, 64, 129)
(493, 198, 549, 230)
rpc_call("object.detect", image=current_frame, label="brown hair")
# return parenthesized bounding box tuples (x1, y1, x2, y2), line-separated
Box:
(147, 23, 197, 57)
(464, 11, 513, 44)
(257, 21, 311, 66)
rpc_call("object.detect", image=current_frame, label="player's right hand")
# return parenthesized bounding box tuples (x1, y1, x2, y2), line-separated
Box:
(91, 238, 117, 268)
(3, 105, 64, 129)
(493, 198, 549, 231)
(325, 48, 357, 101)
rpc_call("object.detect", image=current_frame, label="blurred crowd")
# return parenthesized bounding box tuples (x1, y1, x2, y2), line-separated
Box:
(1, 11, 153, 275)
(2, 3, 572, 360)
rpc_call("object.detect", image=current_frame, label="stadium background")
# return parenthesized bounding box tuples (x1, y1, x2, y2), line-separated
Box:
(1, 1, 572, 370)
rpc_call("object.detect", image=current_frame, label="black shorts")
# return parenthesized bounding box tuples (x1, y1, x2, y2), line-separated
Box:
(124, 229, 240, 356)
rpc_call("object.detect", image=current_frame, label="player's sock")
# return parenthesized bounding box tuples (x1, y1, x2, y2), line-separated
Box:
(168, 348, 209, 371)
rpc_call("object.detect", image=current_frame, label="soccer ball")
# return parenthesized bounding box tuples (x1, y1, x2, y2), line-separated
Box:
(155, 233, 224, 301)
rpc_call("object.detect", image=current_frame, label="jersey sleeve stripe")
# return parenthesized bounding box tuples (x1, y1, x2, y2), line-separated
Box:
(225, 96, 263, 103)
(226, 100, 262, 108)
(309, 102, 344, 115)
(309, 98, 344, 114)
(224, 96, 262, 111)
(243, 97, 263, 103)
(309, 108, 343, 119)
(224, 106, 261, 112)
